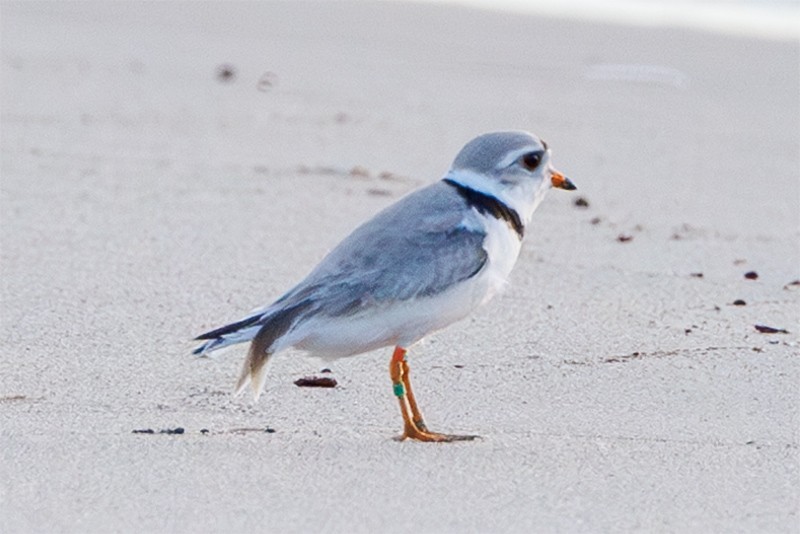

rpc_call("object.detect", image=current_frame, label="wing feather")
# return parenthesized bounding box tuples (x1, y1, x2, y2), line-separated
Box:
(193, 181, 487, 354)
(274, 182, 488, 316)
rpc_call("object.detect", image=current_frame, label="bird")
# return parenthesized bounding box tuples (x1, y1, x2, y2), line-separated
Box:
(193, 131, 576, 442)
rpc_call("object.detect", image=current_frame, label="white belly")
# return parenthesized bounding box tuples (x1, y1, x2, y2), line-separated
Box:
(277, 216, 522, 359)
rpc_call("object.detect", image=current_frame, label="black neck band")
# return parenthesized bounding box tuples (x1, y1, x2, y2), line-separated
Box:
(443, 178, 524, 239)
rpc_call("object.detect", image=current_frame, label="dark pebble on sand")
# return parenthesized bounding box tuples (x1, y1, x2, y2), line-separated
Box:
(754, 324, 789, 334)
(744, 271, 759, 280)
(294, 376, 338, 388)
(133, 427, 184, 435)
(733, 299, 747, 306)
(216, 64, 235, 82)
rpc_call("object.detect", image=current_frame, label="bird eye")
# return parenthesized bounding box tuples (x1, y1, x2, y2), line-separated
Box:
(521, 152, 542, 171)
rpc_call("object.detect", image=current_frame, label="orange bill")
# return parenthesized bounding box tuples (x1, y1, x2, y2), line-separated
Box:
(551, 170, 576, 190)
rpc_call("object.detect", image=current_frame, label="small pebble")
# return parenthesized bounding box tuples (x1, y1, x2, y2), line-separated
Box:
(733, 299, 746, 306)
(744, 271, 759, 280)
(754, 324, 789, 334)
(216, 64, 236, 82)
(294, 376, 338, 388)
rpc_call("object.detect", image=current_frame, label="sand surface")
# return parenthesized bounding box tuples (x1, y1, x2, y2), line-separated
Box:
(1, 2, 798, 532)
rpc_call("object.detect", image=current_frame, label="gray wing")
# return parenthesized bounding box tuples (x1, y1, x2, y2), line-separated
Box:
(272, 181, 487, 317)
(193, 181, 486, 354)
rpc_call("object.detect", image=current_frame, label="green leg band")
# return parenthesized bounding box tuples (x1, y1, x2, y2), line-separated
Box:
(393, 382, 406, 397)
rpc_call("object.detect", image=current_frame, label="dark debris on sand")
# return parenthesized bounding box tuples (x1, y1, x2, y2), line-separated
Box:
(132, 427, 185, 435)
(754, 325, 789, 334)
(294, 376, 338, 388)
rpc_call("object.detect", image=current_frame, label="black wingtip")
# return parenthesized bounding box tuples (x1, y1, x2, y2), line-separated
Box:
(194, 314, 263, 341)
(194, 332, 215, 341)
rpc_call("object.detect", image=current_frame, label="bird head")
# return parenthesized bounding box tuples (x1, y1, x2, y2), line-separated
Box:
(446, 131, 576, 224)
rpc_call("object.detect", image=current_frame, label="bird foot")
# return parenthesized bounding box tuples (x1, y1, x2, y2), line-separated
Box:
(394, 427, 480, 443)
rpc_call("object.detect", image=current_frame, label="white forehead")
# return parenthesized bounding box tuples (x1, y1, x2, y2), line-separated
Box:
(451, 131, 545, 173)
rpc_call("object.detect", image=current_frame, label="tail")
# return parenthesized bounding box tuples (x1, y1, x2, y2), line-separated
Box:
(192, 312, 264, 356)
(233, 326, 275, 400)
(194, 301, 314, 400)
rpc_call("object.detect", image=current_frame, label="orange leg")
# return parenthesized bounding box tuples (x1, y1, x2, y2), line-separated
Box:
(389, 346, 478, 442)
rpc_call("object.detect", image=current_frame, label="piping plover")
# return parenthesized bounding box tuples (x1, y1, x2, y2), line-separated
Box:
(194, 131, 576, 442)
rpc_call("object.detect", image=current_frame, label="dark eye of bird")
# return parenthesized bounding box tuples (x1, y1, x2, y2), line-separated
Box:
(521, 152, 541, 171)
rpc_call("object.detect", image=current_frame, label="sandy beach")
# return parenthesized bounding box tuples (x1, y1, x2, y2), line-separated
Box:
(1, 1, 798, 532)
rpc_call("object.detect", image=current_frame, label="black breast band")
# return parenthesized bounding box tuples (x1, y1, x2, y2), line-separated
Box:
(443, 178, 524, 239)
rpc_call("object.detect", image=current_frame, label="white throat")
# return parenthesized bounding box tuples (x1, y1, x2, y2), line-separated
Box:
(443, 169, 548, 225)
